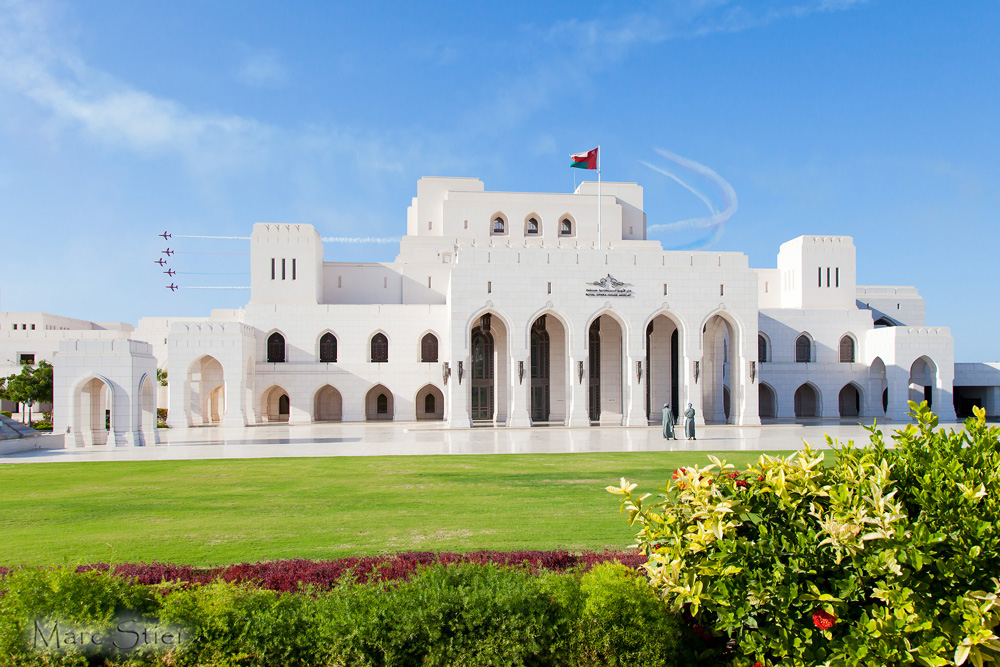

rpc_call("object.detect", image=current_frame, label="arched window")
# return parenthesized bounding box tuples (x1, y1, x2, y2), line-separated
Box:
(371, 333, 388, 363)
(795, 335, 811, 363)
(560, 218, 573, 235)
(424, 393, 436, 414)
(377, 393, 388, 414)
(319, 333, 337, 363)
(526, 217, 539, 234)
(420, 333, 438, 362)
(492, 216, 506, 234)
(267, 332, 285, 363)
(758, 334, 768, 363)
(839, 335, 855, 363)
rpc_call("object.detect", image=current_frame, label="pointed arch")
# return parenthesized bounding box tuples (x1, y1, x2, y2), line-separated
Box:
(759, 382, 778, 418)
(137, 373, 156, 446)
(490, 211, 508, 236)
(758, 332, 771, 363)
(839, 382, 863, 418)
(558, 213, 576, 237)
(795, 332, 813, 363)
(643, 309, 685, 422)
(794, 382, 822, 418)
(369, 331, 389, 363)
(415, 383, 444, 420)
(186, 354, 225, 425)
(365, 384, 394, 421)
(71, 374, 115, 446)
(314, 384, 343, 422)
(261, 384, 290, 422)
(266, 330, 286, 363)
(839, 334, 856, 363)
(909, 355, 938, 408)
(420, 332, 439, 363)
(586, 310, 628, 425)
(524, 213, 542, 236)
(317, 330, 338, 363)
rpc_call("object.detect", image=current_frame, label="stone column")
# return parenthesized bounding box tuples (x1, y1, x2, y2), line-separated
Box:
(508, 354, 531, 427)
(567, 351, 590, 427)
(447, 356, 471, 428)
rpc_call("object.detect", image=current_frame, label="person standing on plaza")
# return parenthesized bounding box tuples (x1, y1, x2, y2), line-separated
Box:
(684, 403, 696, 440)
(662, 403, 677, 440)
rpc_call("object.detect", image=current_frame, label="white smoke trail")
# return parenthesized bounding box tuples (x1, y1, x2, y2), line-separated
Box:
(177, 286, 250, 290)
(173, 234, 400, 244)
(644, 148, 738, 243)
(177, 235, 251, 240)
(322, 236, 401, 244)
(177, 251, 250, 255)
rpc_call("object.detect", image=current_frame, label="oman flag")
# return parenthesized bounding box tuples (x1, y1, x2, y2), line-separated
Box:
(570, 147, 598, 169)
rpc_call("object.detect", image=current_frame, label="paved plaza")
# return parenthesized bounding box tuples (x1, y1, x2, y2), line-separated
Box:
(0, 419, 944, 464)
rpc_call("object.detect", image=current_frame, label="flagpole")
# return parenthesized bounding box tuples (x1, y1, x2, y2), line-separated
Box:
(597, 145, 602, 249)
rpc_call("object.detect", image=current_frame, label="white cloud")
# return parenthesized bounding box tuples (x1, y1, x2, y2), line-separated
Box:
(237, 51, 289, 88)
(0, 0, 271, 170)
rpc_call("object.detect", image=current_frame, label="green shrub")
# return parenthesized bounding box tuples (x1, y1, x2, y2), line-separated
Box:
(0, 566, 162, 666)
(0, 410, 12, 418)
(318, 563, 571, 667)
(0, 561, 689, 666)
(609, 403, 1000, 667)
(158, 582, 321, 667)
(156, 409, 167, 425)
(578, 562, 686, 666)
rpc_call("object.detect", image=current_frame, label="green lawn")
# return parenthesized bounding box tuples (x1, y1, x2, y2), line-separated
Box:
(0, 451, 787, 566)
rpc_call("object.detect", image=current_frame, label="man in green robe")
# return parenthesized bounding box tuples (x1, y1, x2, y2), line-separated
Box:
(684, 403, 696, 440)
(662, 403, 677, 440)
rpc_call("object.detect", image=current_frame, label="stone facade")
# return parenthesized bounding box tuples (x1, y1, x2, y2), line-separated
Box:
(2, 176, 990, 444)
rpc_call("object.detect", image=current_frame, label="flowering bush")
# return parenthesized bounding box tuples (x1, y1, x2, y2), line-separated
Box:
(64, 550, 646, 591)
(609, 403, 1000, 667)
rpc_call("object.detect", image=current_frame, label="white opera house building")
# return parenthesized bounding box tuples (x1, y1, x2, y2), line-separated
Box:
(4, 176, 998, 447)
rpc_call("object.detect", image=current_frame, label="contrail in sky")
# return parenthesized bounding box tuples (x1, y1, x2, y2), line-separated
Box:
(322, 236, 401, 244)
(175, 234, 400, 244)
(177, 235, 250, 240)
(177, 286, 250, 290)
(643, 148, 738, 249)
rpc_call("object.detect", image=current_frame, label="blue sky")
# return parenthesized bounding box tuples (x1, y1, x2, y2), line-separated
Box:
(0, 0, 997, 361)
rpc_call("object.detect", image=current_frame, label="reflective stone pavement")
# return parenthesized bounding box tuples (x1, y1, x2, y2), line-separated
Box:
(0, 418, 948, 464)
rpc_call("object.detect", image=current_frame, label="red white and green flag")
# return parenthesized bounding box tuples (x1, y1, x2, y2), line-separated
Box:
(570, 147, 598, 169)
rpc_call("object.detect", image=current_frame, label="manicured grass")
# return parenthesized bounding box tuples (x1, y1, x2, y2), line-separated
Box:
(0, 451, 786, 566)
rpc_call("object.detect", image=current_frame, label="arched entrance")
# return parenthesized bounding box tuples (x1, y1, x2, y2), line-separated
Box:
(469, 312, 509, 424)
(314, 385, 343, 422)
(588, 313, 625, 425)
(839, 383, 862, 418)
(73, 376, 113, 446)
(528, 313, 568, 424)
(187, 355, 225, 425)
(366, 384, 394, 421)
(702, 313, 739, 424)
(645, 313, 680, 423)
(759, 383, 777, 418)
(870, 357, 887, 415)
(261, 385, 290, 422)
(794, 383, 820, 418)
(909, 356, 937, 408)
(530, 318, 550, 422)
(415, 384, 444, 420)
(137, 374, 156, 446)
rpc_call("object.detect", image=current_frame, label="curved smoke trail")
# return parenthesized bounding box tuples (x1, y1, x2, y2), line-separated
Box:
(644, 148, 738, 249)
